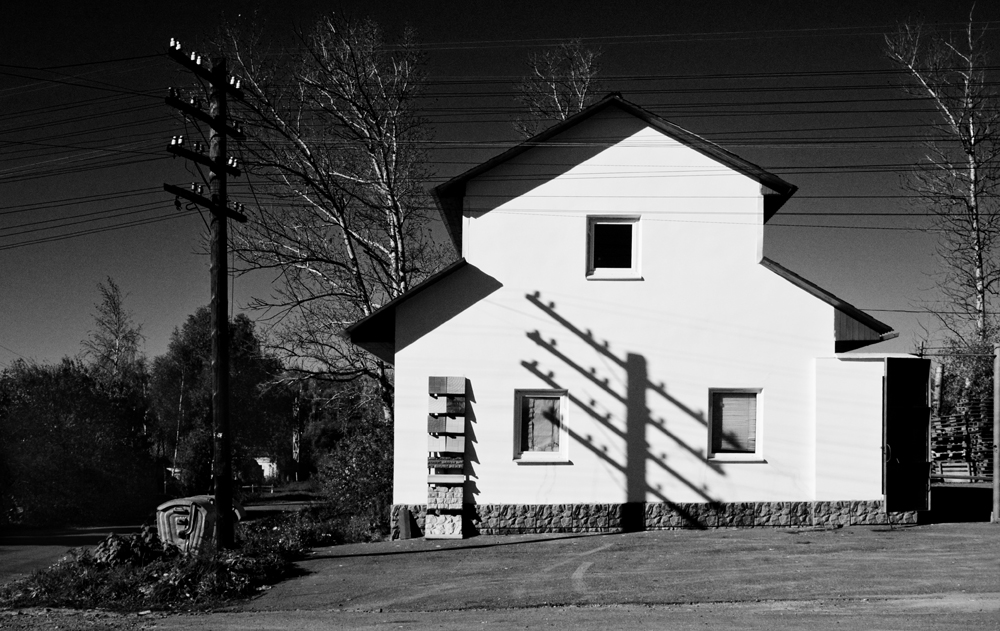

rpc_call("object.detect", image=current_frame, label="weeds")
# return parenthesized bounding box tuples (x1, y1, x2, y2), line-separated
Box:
(0, 505, 379, 612)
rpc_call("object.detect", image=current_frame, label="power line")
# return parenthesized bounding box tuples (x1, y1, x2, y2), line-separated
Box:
(0, 102, 164, 138)
(0, 206, 198, 252)
(2, 47, 996, 248)
(0, 187, 159, 213)
(0, 200, 169, 236)
(415, 21, 1000, 50)
(0, 54, 162, 71)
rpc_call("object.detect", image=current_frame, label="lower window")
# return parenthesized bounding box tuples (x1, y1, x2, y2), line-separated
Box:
(514, 389, 569, 463)
(708, 389, 762, 461)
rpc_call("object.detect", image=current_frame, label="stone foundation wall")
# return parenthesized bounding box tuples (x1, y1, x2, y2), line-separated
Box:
(391, 500, 918, 539)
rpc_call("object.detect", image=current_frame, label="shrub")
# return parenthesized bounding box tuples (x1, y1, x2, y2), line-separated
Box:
(0, 520, 291, 611)
(0, 501, 386, 613)
(315, 407, 392, 539)
(0, 359, 159, 527)
(0, 506, 386, 611)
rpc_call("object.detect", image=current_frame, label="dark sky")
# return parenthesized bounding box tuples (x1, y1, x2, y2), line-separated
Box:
(1, 0, 995, 365)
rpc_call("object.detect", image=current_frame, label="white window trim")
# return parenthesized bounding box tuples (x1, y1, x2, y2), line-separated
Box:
(586, 216, 642, 280)
(513, 389, 570, 464)
(707, 388, 764, 462)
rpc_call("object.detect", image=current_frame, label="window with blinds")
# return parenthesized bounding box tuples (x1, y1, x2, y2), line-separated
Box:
(514, 390, 569, 462)
(709, 389, 760, 457)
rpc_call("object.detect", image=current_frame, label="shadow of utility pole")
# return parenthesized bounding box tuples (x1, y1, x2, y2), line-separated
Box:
(521, 291, 725, 530)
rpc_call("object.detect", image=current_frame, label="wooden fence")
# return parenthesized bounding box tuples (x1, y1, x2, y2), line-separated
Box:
(930, 398, 994, 483)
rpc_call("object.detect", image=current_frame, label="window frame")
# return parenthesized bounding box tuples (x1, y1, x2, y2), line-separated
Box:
(707, 388, 764, 462)
(513, 389, 570, 464)
(586, 216, 642, 280)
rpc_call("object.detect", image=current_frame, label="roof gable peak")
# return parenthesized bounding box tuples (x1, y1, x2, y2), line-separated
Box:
(432, 94, 796, 254)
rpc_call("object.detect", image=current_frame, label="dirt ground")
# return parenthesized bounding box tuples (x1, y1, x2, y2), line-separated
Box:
(3, 522, 998, 630)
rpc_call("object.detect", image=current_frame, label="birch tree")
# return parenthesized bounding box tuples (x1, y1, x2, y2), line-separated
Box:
(214, 15, 442, 416)
(513, 39, 602, 138)
(885, 14, 1000, 344)
(81, 277, 145, 385)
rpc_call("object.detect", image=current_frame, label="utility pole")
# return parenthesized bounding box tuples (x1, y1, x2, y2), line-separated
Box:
(164, 39, 247, 549)
(994, 344, 999, 524)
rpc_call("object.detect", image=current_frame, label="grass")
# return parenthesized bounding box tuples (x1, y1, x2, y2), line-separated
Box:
(0, 504, 385, 612)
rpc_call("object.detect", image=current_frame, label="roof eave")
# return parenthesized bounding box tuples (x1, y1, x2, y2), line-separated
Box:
(345, 258, 470, 361)
(760, 257, 895, 352)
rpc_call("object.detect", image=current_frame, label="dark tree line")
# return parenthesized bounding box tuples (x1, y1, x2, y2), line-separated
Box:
(0, 358, 156, 526)
(0, 277, 392, 528)
(148, 306, 294, 494)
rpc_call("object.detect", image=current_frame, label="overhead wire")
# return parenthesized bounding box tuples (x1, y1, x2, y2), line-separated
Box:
(0, 187, 162, 215)
(0, 206, 198, 251)
(0, 200, 173, 238)
(4, 30, 994, 339)
(3, 39, 998, 254)
(0, 53, 162, 70)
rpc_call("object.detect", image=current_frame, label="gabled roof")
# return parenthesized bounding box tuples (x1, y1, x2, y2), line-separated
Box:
(432, 93, 798, 254)
(345, 95, 890, 361)
(760, 257, 896, 353)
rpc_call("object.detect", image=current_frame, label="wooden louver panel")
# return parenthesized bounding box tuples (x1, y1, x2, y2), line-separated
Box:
(426, 375, 466, 539)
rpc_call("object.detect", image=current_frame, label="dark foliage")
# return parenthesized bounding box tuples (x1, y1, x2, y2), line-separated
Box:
(149, 307, 294, 495)
(0, 509, 374, 612)
(936, 337, 995, 415)
(315, 382, 393, 537)
(0, 359, 158, 526)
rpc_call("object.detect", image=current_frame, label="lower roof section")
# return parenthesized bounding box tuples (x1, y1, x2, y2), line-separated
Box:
(345, 258, 469, 364)
(759, 257, 896, 353)
(345, 255, 896, 365)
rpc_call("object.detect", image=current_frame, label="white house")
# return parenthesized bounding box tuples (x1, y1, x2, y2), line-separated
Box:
(348, 95, 930, 538)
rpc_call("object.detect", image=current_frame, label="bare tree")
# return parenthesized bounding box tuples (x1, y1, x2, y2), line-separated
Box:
(212, 14, 444, 416)
(513, 39, 602, 138)
(885, 13, 1000, 344)
(81, 277, 145, 383)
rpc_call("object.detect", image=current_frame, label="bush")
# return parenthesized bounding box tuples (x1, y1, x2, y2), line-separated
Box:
(315, 404, 392, 539)
(0, 359, 159, 527)
(1, 520, 288, 611)
(0, 506, 381, 612)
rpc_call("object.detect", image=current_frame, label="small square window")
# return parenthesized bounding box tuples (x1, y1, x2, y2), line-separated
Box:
(587, 216, 641, 279)
(514, 389, 569, 463)
(708, 389, 763, 461)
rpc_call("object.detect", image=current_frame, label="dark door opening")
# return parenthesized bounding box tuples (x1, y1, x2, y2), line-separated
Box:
(884, 357, 931, 512)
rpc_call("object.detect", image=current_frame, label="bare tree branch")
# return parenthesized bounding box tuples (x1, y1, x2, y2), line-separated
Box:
(211, 14, 448, 417)
(885, 10, 1000, 346)
(513, 39, 602, 138)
